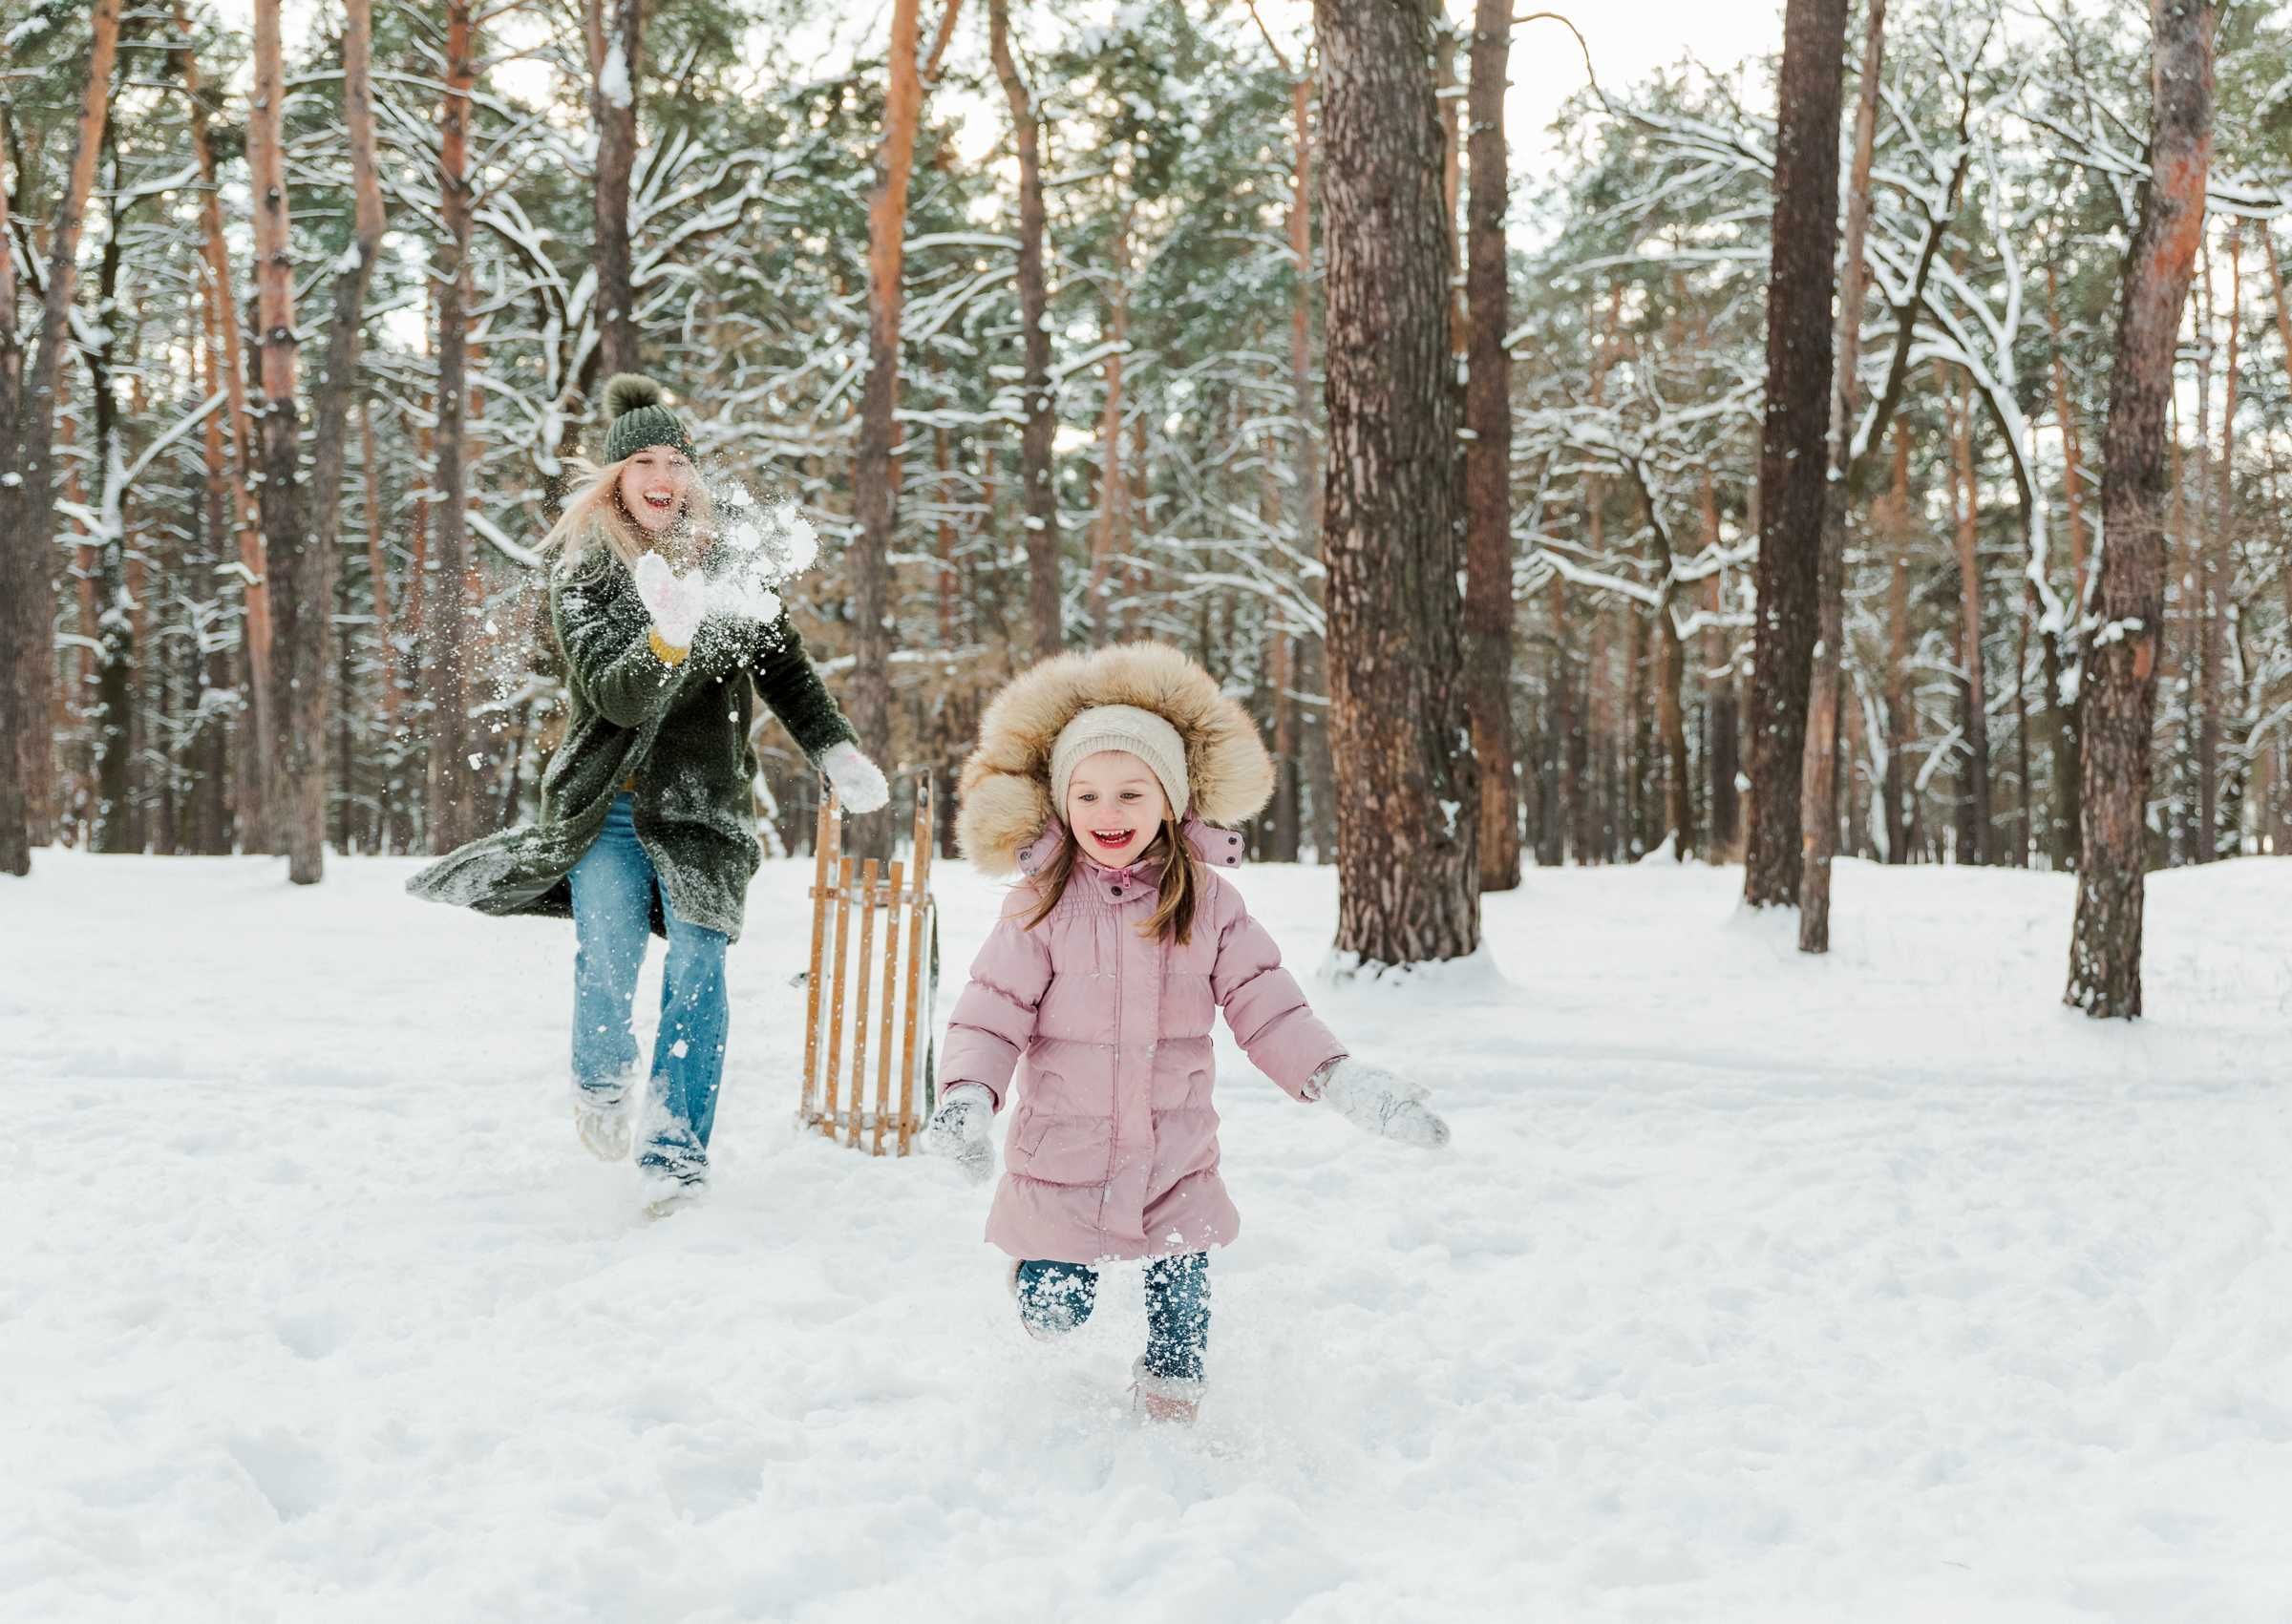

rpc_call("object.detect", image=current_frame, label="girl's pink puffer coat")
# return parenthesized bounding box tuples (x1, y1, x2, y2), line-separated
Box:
(943, 643, 1346, 1264)
(942, 819, 1344, 1262)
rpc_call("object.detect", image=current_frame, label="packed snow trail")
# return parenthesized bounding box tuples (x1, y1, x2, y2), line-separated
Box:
(4, 854, 2289, 1622)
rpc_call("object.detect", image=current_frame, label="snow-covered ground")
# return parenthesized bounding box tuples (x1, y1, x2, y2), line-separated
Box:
(5, 849, 2289, 1622)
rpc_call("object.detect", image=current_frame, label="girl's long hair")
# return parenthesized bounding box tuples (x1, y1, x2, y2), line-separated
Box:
(1023, 814, 1201, 946)
(541, 453, 718, 575)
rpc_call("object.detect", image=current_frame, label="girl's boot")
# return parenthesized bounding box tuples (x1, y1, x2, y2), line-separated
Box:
(1130, 1358, 1204, 1426)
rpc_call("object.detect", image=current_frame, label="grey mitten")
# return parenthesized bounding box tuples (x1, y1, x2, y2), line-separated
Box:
(1315, 1059, 1451, 1149)
(921, 1084, 997, 1184)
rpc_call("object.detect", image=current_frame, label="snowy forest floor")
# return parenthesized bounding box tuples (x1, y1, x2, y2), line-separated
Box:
(5, 850, 2290, 1623)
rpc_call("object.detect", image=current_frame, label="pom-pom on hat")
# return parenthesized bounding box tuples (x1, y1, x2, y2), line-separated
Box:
(602, 372, 694, 464)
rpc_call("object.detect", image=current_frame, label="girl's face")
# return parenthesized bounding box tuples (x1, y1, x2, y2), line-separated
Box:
(1065, 750, 1168, 868)
(618, 448, 693, 537)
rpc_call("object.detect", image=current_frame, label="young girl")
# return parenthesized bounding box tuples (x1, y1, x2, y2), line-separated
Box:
(409, 373, 888, 1216)
(921, 643, 1449, 1423)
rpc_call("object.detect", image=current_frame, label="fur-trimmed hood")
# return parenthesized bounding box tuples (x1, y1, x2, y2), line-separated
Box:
(956, 643, 1274, 876)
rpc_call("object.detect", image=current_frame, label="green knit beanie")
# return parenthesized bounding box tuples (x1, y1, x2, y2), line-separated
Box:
(601, 372, 694, 463)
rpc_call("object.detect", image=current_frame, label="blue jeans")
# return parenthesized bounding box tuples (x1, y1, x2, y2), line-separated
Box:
(1014, 1253, 1212, 1381)
(569, 794, 730, 1180)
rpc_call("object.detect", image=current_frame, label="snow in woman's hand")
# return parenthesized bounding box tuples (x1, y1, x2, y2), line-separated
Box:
(822, 742, 889, 814)
(691, 496, 818, 626)
(706, 575, 782, 627)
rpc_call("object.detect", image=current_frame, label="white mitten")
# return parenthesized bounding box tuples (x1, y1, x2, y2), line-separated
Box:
(921, 1084, 996, 1184)
(1315, 1059, 1451, 1149)
(822, 741, 890, 814)
(633, 551, 707, 650)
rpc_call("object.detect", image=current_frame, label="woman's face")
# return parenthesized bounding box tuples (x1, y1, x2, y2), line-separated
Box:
(1065, 750, 1169, 868)
(618, 448, 693, 537)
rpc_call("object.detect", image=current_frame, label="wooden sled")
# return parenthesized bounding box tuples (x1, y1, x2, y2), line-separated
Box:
(797, 773, 939, 1154)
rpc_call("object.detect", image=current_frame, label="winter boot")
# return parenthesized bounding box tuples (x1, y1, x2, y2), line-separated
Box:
(1130, 1357, 1204, 1426)
(572, 1080, 633, 1162)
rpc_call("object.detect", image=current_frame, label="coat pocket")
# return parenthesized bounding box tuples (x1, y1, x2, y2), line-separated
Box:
(1008, 1110, 1114, 1187)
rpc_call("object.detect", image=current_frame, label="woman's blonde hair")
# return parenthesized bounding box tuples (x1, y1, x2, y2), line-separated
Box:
(1023, 814, 1202, 946)
(541, 452, 718, 574)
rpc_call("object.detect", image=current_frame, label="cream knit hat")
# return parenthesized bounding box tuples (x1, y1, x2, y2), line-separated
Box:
(1050, 704, 1190, 818)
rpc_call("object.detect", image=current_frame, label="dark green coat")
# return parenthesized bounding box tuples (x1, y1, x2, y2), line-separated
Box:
(405, 539, 856, 942)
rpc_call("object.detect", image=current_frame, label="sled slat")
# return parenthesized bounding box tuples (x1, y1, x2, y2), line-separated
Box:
(821, 854, 854, 1135)
(799, 791, 837, 1125)
(897, 775, 932, 1154)
(873, 861, 903, 1155)
(847, 858, 880, 1148)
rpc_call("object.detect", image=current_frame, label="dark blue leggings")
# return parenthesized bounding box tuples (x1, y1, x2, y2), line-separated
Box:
(1015, 1252, 1211, 1381)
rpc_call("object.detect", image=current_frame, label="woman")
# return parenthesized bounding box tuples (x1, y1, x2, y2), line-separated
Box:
(409, 373, 887, 1216)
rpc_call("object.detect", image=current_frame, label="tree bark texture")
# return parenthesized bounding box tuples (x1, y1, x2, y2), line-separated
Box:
(1797, 0, 1882, 952)
(592, 0, 645, 377)
(2068, 0, 2216, 1019)
(424, 1, 481, 851)
(1465, 0, 1518, 891)
(173, 0, 272, 845)
(2196, 222, 2238, 862)
(0, 0, 121, 855)
(1742, 0, 1849, 908)
(0, 148, 22, 872)
(1947, 372, 1989, 864)
(1317, 0, 1480, 967)
(987, 0, 1062, 660)
(251, 0, 305, 872)
(850, 0, 928, 777)
(275, 0, 384, 883)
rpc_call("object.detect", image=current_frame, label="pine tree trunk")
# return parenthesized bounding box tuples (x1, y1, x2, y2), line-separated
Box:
(424, 1, 481, 851)
(1743, 0, 1849, 907)
(172, 0, 273, 848)
(251, 0, 304, 874)
(1624, 458, 1694, 860)
(276, 0, 384, 884)
(1696, 464, 1737, 858)
(1271, 629, 1302, 860)
(1624, 601, 1651, 856)
(2044, 262, 2092, 610)
(592, 0, 644, 377)
(0, 117, 21, 873)
(188, 291, 235, 856)
(1283, 71, 1331, 862)
(1798, 0, 1883, 950)
(2068, 0, 2217, 1019)
(2196, 223, 2239, 863)
(1948, 373, 1990, 864)
(1542, 575, 1572, 866)
(1088, 201, 1135, 633)
(2035, 267, 2089, 871)
(987, 0, 1060, 661)
(849, 0, 928, 787)
(92, 140, 149, 854)
(1317, 0, 1479, 968)
(1464, 0, 1518, 891)
(0, 0, 122, 863)
(2013, 583, 2031, 866)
